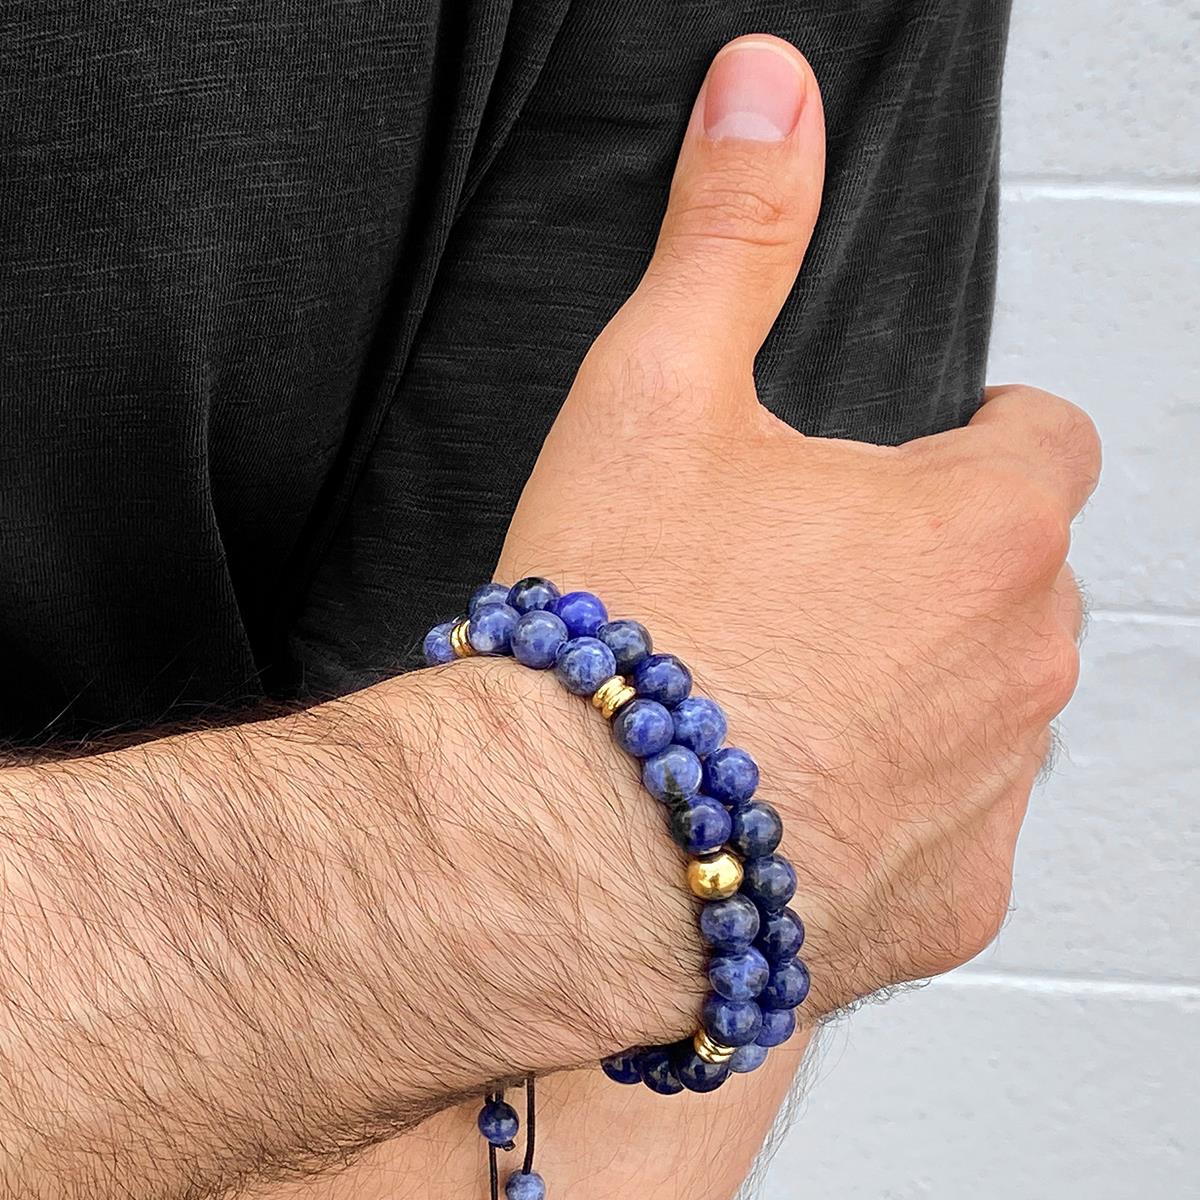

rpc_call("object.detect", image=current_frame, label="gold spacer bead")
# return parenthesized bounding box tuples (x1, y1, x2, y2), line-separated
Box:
(693, 1028, 736, 1065)
(449, 620, 477, 658)
(687, 851, 744, 900)
(591, 675, 637, 720)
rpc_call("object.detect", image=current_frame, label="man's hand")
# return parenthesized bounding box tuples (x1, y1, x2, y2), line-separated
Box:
(499, 32, 1100, 1024)
(278, 36, 1101, 1200)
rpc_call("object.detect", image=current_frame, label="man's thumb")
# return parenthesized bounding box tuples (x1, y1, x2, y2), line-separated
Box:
(630, 36, 825, 365)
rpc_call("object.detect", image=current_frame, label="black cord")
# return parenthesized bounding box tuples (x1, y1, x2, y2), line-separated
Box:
(485, 1090, 502, 1200)
(522, 1073, 537, 1176)
(485, 1079, 538, 1199)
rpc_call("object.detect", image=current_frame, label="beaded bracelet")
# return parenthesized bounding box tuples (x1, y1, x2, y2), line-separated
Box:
(424, 578, 810, 1200)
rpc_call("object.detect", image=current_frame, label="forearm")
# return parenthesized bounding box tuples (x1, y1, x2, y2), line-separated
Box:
(0, 658, 700, 1199)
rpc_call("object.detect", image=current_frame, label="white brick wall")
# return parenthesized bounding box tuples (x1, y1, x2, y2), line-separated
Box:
(761, 5, 1200, 1196)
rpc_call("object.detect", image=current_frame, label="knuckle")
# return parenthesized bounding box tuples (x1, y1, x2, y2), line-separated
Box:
(1062, 405, 1103, 495)
(669, 171, 794, 251)
(902, 846, 1015, 978)
(960, 881, 1014, 962)
(918, 889, 1010, 976)
(1059, 400, 1102, 462)
(993, 482, 1071, 585)
(951, 474, 1070, 595)
(1028, 386, 1103, 488)
(1025, 633, 1081, 720)
(1022, 493, 1072, 572)
(937, 861, 1015, 971)
(1003, 384, 1103, 495)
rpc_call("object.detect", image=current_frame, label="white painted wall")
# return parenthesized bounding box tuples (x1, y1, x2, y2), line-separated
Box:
(761, 4, 1200, 1196)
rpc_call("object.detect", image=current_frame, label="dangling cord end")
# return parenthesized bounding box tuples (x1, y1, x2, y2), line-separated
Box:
(522, 1073, 537, 1177)
(486, 1077, 538, 1200)
(487, 1091, 501, 1200)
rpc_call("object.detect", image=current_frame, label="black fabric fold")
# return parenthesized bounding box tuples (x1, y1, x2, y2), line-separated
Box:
(0, 0, 1013, 740)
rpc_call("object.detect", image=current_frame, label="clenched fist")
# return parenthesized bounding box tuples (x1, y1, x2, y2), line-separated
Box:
(498, 35, 1100, 1022)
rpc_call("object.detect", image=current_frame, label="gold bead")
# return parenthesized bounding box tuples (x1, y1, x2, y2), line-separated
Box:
(687, 852, 744, 900)
(450, 620, 477, 658)
(693, 1028, 735, 1065)
(591, 675, 637, 720)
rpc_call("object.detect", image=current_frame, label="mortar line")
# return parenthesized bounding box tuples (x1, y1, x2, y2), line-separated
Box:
(942, 968, 1200, 1002)
(1000, 177, 1200, 204)
(1088, 608, 1200, 627)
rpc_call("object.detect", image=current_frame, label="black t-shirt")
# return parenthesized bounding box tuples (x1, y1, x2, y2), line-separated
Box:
(0, 1, 1010, 741)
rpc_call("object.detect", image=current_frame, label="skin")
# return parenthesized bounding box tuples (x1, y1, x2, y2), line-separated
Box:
(0, 36, 1099, 1200)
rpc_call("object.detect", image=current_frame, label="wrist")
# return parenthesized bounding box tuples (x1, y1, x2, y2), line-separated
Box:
(417, 572, 814, 1150)
(364, 656, 704, 1076)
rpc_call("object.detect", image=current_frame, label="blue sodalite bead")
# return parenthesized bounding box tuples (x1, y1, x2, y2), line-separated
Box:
(701, 995, 763, 1047)
(760, 957, 811, 1011)
(632, 653, 692, 708)
(708, 947, 771, 1002)
(554, 637, 617, 695)
(741, 854, 798, 912)
(553, 591, 608, 638)
(701, 747, 760, 805)
(728, 1042, 769, 1074)
(507, 576, 561, 614)
(601, 1050, 643, 1084)
(423, 620, 457, 666)
(505, 1171, 547, 1200)
(756, 908, 806, 962)
(756, 1006, 797, 1047)
(511, 609, 569, 669)
(638, 1047, 685, 1095)
(641, 745, 703, 803)
(469, 582, 510, 615)
(469, 603, 521, 655)
(596, 619, 653, 675)
(612, 698, 674, 758)
(728, 802, 783, 859)
(477, 1099, 519, 1146)
(699, 895, 761, 952)
(670, 697, 728, 757)
(669, 795, 733, 854)
(673, 1046, 732, 1093)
